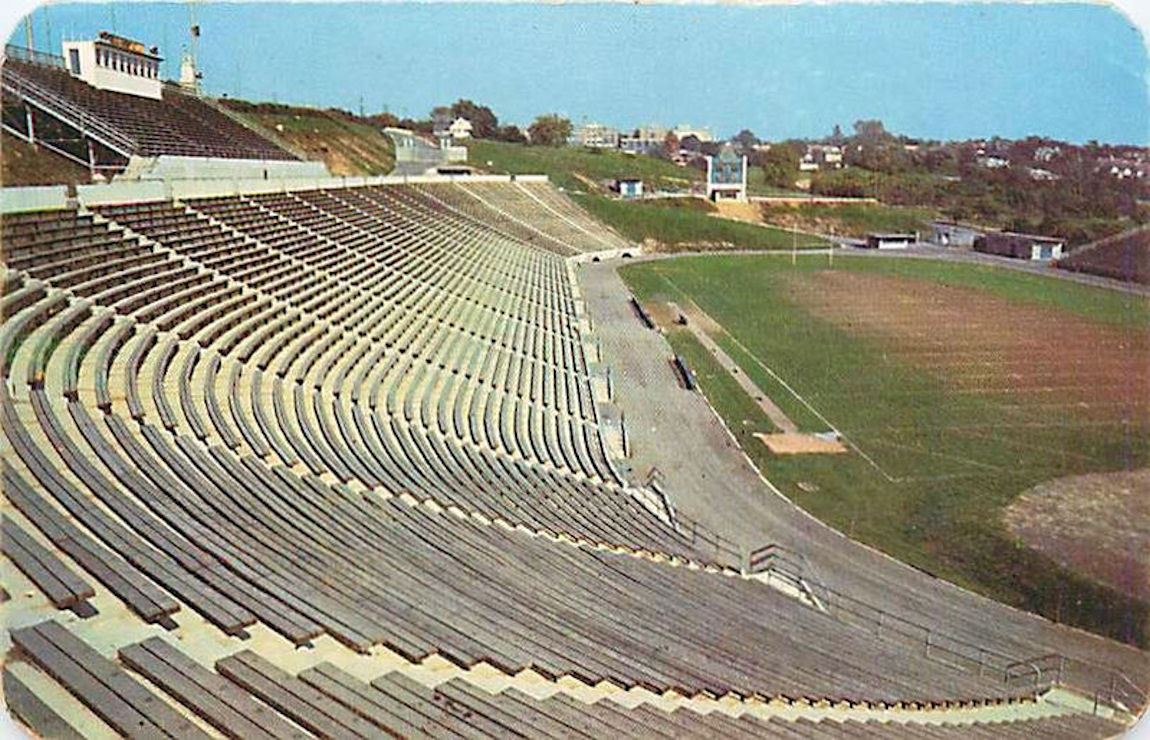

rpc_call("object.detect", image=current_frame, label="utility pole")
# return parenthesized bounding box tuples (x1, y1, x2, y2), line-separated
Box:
(792, 222, 797, 266)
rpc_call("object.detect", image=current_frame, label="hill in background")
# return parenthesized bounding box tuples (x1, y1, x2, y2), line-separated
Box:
(220, 99, 396, 176)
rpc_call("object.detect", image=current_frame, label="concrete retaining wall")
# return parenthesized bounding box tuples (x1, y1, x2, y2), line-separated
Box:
(0, 185, 68, 214)
(3, 173, 553, 212)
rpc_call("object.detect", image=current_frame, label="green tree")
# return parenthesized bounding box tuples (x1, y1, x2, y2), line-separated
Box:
(527, 114, 572, 147)
(494, 124, 527, 143)
(760, 141, 802, 188)
(732, 129, 759, 152)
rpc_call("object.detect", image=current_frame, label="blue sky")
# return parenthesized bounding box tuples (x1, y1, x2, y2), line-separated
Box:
(10, 2, 1149, 144)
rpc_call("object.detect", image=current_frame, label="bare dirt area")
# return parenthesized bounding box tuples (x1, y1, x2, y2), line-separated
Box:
(1004, 469, 1150, 600)
(756, 432, 848, 455)
(712, 200, 764, 225)
(788, 270, 1150, 423)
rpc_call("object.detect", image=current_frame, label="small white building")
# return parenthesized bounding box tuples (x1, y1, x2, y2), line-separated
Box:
(448, 117, 473, 140)
(62, 32, 163, 100)
(865, 233, 917, 249)
(612, 178, 643, 199)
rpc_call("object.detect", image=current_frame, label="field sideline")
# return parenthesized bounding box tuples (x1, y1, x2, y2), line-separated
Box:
(620, 253, 1150, 646)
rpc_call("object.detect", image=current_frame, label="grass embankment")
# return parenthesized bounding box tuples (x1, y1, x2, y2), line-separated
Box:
(221, 101, 395, 176)
(621, 254, 1150, 646)
(760, 202, 939, 239)
(573, 194, 829, 252)
(466, 139, 698, 192)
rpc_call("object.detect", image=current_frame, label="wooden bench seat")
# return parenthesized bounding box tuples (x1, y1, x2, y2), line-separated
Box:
(10, 620, 210, 739)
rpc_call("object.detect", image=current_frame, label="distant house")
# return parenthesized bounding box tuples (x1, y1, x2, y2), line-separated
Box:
(974, 231, 1065, 261)
(448, 117, 473, 140)
(612, 178, 644, 199)
(798, 144, 843, 172)
(865, 233, 917, 249)
(1099, 158, 1146, 180)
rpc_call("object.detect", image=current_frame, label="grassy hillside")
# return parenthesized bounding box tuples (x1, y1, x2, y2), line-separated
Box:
(467, 139, 698, 191)
(573, 194, 829, 252)
(621, 255, 1150, 645)
(1, 131, 92, 187)
(759, 202, 939, 239)
(220, 100, 395, 176)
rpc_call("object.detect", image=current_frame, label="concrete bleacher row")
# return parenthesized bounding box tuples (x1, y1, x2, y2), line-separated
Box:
(0, 183, 1136, 737)
(8, 620, 1127, 739)
(1, 196, 673, 553)
(413, 180, 632, 256)
(2, 58, 296, 161)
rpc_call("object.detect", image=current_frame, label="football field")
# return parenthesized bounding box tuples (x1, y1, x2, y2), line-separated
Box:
(621, 253, 1150, 645)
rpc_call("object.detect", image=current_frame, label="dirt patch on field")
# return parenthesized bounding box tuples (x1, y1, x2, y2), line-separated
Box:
(712, 200, 764, 225)
(642, 300, 680, 330)
(787, 270, 1150, 419)
(756, 433, 848, 455)
(1003, 469, 1150, 600)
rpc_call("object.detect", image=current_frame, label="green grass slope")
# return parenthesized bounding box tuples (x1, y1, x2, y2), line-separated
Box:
(574, 195, 830, 252)
(466, 139, 698, 191)
(220, 101, 395, 176)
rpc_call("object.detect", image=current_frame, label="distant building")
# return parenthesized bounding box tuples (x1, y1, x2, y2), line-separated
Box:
(672, 125, 714, 143)
(798, 144, 843, 172)
(974, 231, 1065, 261)
(930, 221, 982, 248)
(978, 155, 1010, 169)
(448, 117, 473, 140)
(570, 122, 619, 148)
(62, 31, 163, 100)
(619, 125, 668, 154)
(706, 144, 747, 201)
(612, 178, 644, 198)
(865, 233, 917, 249)
(1100, 158, 1146, 180)
(1034, 145, 1062, 162)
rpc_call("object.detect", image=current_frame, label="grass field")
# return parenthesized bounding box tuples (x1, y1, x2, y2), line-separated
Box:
(573, 194, 830, 252)
(759, 202, 939, 239)
(466, 140, 698, 192)
(621, 254, 1150, 646)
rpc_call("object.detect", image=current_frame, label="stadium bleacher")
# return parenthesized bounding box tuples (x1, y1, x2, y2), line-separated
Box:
(2, 57, 296, 161)
(1057, 226, 1150, 284)
(1, 177, 1145, 737)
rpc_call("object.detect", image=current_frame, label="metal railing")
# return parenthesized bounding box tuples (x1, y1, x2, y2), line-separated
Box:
(3, 44, 66, 68)
(670, 509, 743, 562)
(2, 65, 137, 156)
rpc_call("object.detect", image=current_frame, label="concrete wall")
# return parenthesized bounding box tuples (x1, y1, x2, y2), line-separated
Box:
(0, 185, 69, 214)
(125, 156, 329, 182)
(56, 172, 552, 209)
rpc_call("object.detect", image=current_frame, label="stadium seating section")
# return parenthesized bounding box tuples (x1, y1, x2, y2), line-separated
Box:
(3, 58, 296, 161)
(1057, 227, 1150, 284)
(0, 181, 1138, 736)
